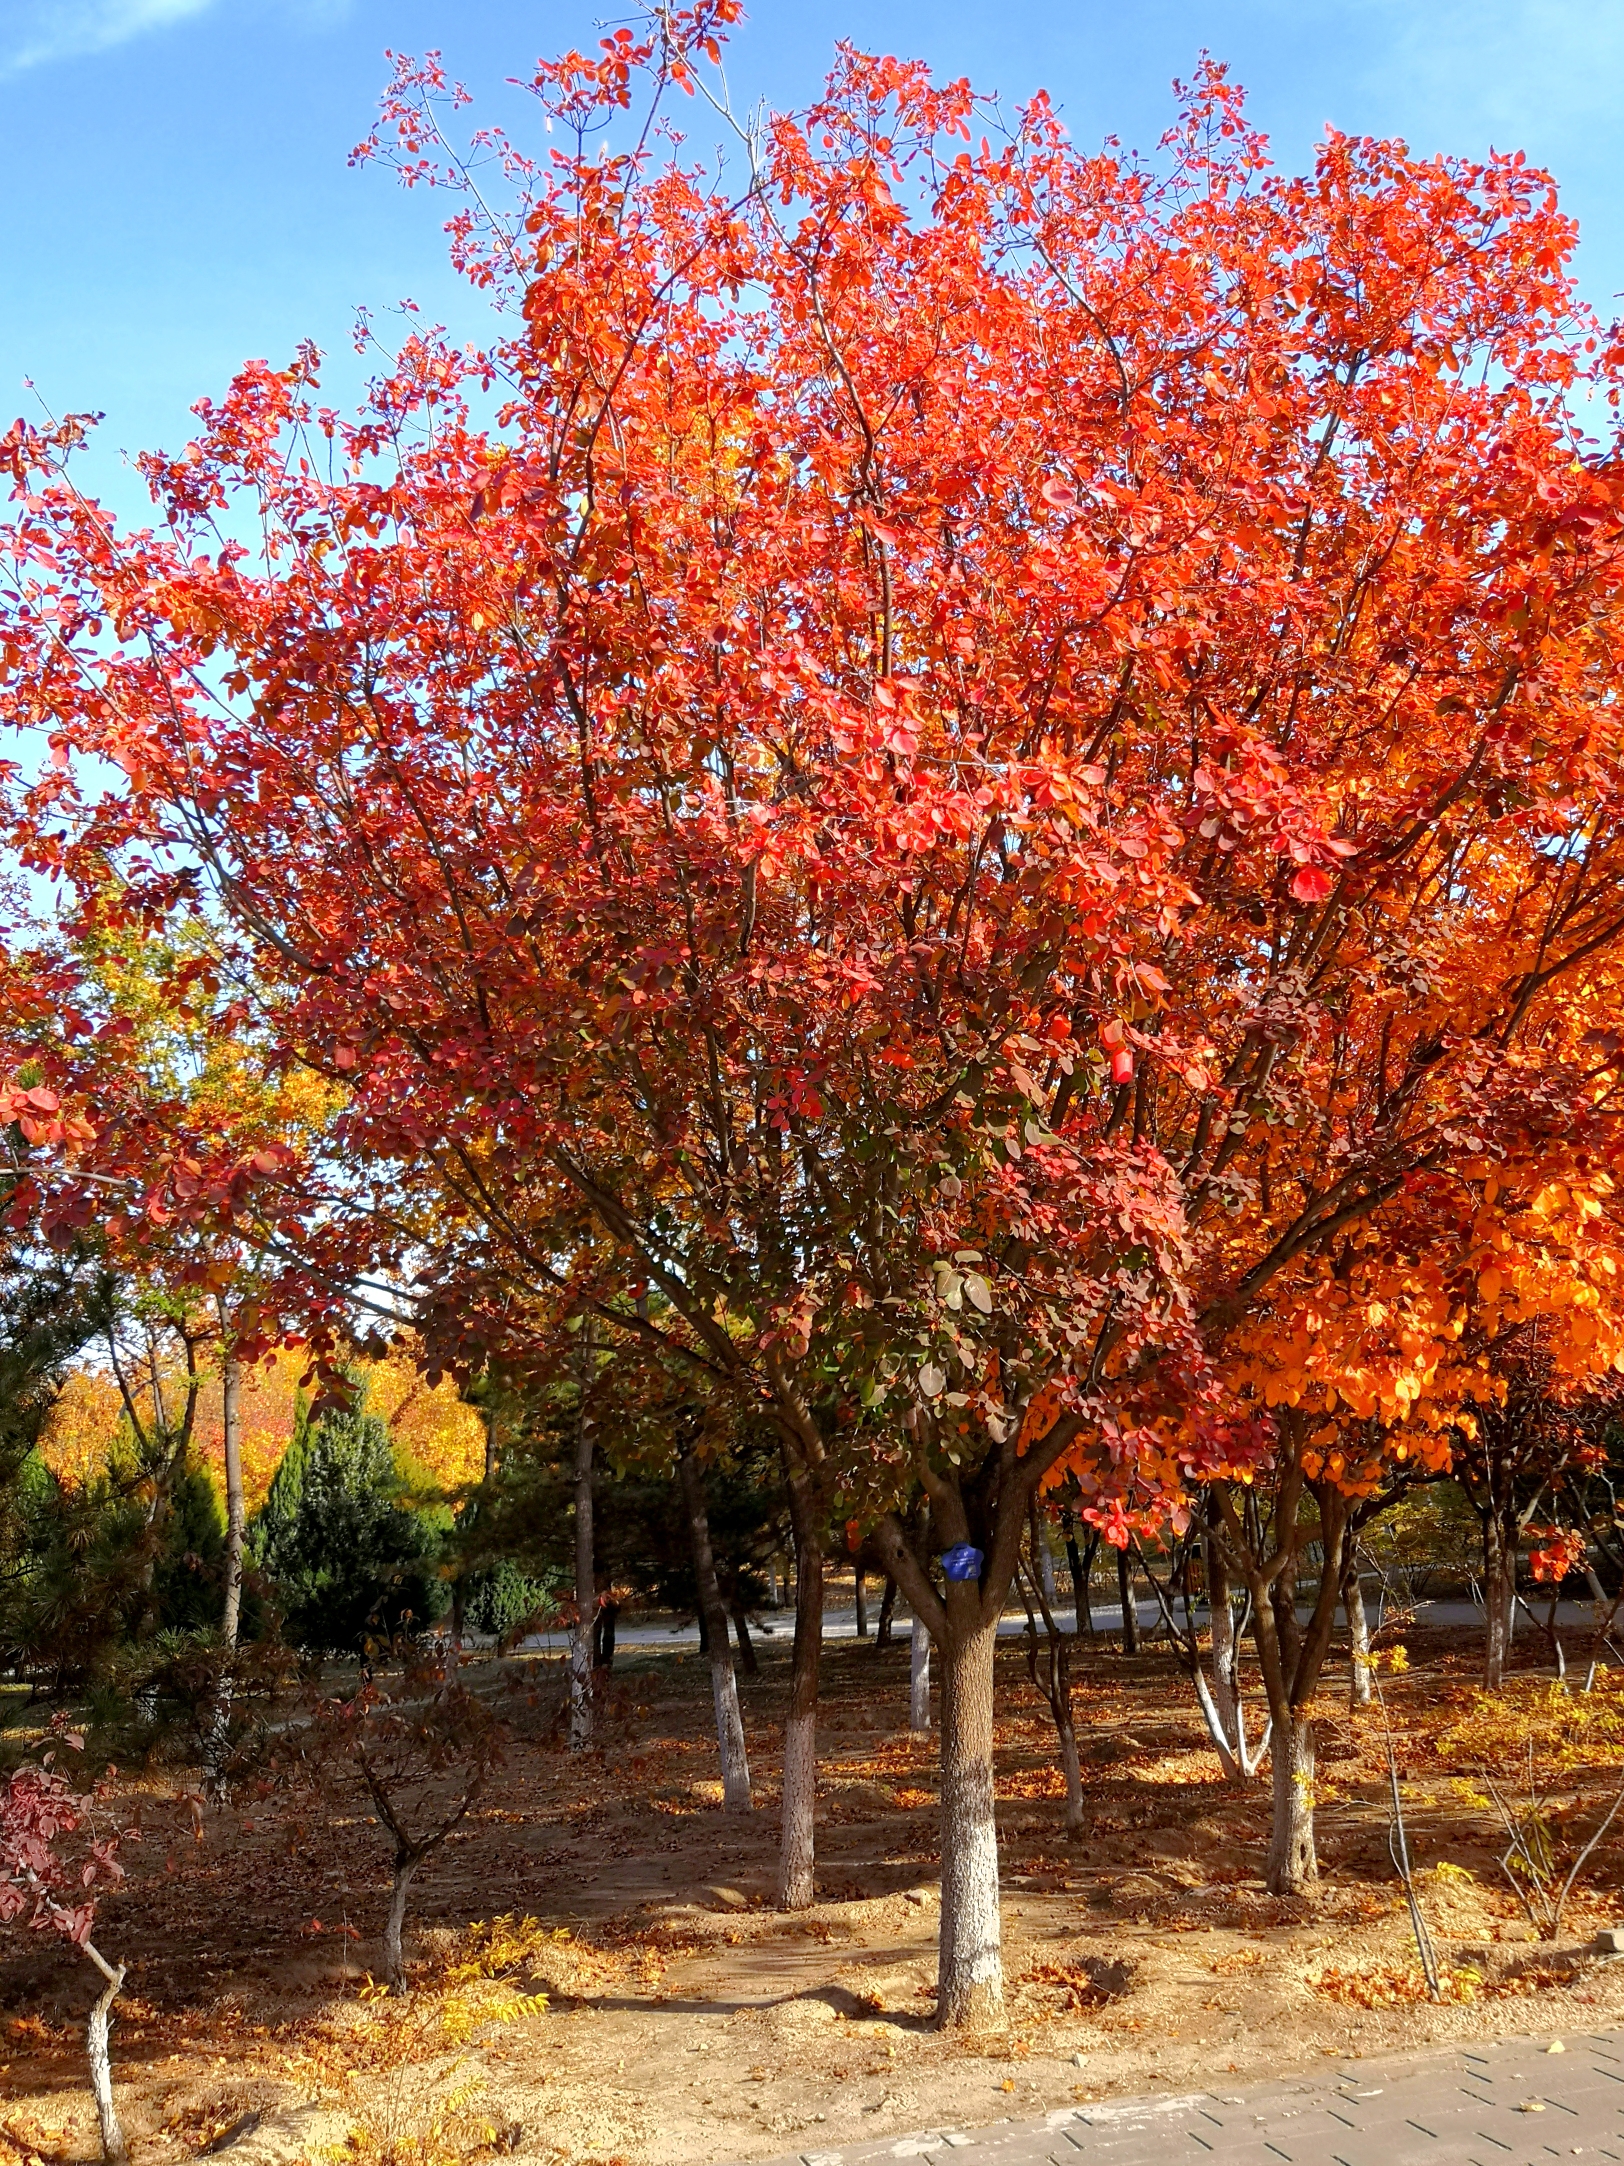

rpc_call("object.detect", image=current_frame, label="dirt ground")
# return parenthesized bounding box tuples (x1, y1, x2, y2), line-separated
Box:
(4, 1609, 1624, 2166)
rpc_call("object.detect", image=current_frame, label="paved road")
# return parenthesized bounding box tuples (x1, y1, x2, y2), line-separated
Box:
(516, 1596, 1603, 1656)
(740, 2030, 1624, 2166)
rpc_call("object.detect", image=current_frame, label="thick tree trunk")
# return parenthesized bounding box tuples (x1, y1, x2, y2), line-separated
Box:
(1345, 1565, 1372, 1708)
(936, 1619, 1003, 2031)
(909, 1613, 932, 1731)
(1265, 1718, 1318, 1895)
(853, 1568, 868, 1637)
(383, 1852, 421, 1993)
(779, 1522, 822, 1909)
(875, 1574, 898, 1650)
(1117, 1545, 1140, 1655)
(84, 1945, 127, 2166)
(678, 1451, 752, 1812)
(569, 1375, 595, 1753)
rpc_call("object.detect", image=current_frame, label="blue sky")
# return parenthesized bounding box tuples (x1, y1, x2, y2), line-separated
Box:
(4, 0, 1624, 512)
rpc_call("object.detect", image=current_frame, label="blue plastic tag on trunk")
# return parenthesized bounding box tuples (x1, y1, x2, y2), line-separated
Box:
(940, 1543, 984, 1582)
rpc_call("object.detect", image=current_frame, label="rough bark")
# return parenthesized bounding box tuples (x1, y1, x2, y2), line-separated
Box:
(1266, 1718, 1319, 1894)
(678, 1450, 752, 1812)
(382, 1851, 421, 1993)
(778, 1450, 823, 1907)
(909, 1613, 932, 1731)
(936, 1618, 1003, 2031)
(84, 1943, 127, 2165)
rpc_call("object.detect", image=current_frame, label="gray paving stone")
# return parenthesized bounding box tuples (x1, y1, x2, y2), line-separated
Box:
(737, 2030, 1624, 2166)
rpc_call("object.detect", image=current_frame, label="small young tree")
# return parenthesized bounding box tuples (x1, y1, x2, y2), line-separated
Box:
(0, 1742, 131, 2163)
(294, 1651, 506, 1994)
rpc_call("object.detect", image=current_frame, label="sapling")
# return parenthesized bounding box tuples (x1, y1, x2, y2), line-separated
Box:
(0, 1738, 132, 2162)
(295, 1649, 506, 1993)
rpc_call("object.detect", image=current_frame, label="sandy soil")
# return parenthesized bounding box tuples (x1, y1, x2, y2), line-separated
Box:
(2, 1616, 1623, 2166)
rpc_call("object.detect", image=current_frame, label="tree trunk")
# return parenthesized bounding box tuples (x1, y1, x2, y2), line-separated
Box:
(1265, 1717, 1318, 1896)
(1207, 1529, 1239, 1745)
(731, 1599, 758, 1676)
(569, 1359, 596, 1753)
(909, 1612, 932, 1731)
(678, 1451, 752, 1812)
(1019, 1520, 1084, 1837)
(205, 1313, 246, 1792)
(84, 1945, 127, 2166)
(854, 1568, 868, 1637)
(1056, 1683, 1084, 1833)
(875, 1575, 898, 1650)
(220, 1344, 245, 1646)
(778, 1474, 822, 1910)
(1063, 1514, 1093, 1634)
(1345, 1564, 1372, 1708)
(1117, 1545, 1140, 1655)
(383, 1851, 421, 1993)
(936, 1619, 1003, 2031)
(1036, 1526, 1056, 1607)
(1485, 1513, 1515, 1690)
(593, 1597, 618, 1672)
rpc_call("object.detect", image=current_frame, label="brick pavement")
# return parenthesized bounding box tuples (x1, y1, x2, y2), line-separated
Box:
(741, 2031, 1624, 2166)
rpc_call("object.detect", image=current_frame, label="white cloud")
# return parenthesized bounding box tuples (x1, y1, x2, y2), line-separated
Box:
(1, 0, 221, 74)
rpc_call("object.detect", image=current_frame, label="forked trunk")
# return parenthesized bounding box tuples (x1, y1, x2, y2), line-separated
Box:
(936, 1620, 1003, 2031)
(383, 1851, 420, 1993)
(1265, 1718, 1318, 1896)
(778, 1494, 822, 1910)
(84, 1945, 127, 2165)
(678, 1451, 752, 1812)
(853, 1569, 868, 1637)
(909, 1614, 932, 1731)
(1345, 1567, 1372, 1708)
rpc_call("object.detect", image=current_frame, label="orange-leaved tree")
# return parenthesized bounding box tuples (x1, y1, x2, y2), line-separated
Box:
(7, 8, 1624, 2012)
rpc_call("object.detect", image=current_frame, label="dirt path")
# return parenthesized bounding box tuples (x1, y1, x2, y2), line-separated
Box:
(1, 1627, 1621, 2165)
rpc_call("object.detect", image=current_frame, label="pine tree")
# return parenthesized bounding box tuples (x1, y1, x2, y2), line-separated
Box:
(250, 1396, 446, 1653)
